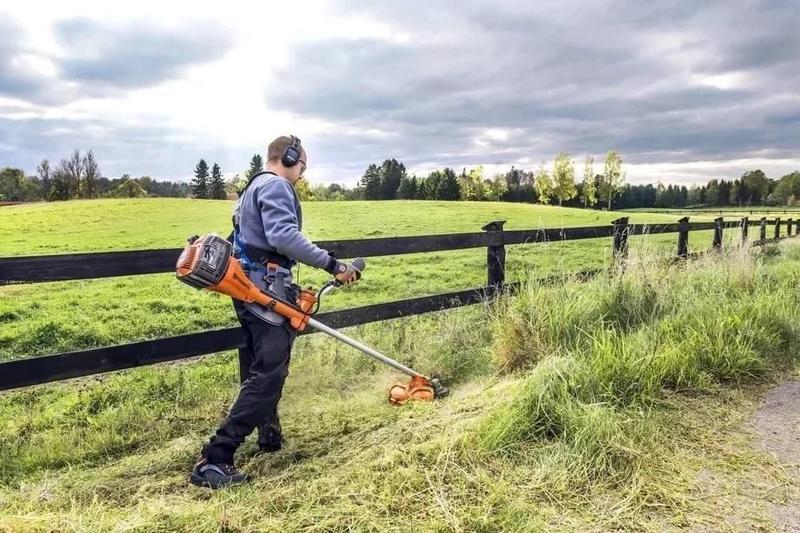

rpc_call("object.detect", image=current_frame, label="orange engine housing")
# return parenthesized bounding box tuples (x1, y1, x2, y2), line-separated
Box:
(176, 233, 316, 331)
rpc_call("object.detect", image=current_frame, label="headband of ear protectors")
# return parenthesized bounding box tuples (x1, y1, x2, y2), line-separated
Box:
(281, 135, 302, 167)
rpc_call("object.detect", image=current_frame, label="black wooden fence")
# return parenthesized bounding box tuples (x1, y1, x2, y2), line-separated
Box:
(624, 208, 800, 216)
(0, 216, 796, 392)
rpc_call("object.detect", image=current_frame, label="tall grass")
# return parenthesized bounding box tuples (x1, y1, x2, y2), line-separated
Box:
(481, 241, 800, 488)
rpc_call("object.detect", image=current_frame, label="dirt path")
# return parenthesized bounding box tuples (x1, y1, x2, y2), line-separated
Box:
(751, 381, 800, 531)
(752, 381, 800, 465)
(686, 381, 800, 532)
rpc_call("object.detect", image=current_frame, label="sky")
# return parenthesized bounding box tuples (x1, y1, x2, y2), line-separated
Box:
(0, 0, 798, 186)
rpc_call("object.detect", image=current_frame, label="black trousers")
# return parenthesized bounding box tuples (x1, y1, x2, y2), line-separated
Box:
(201, 299, 296, 464)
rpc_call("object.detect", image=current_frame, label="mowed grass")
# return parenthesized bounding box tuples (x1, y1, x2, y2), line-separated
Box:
(1, 233, 799, 531)
(0, 199, 722, 361)
(0, 198, 703, 256)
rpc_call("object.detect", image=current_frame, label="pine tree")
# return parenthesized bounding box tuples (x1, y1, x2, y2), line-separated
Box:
(360, 164, 382, 200)
(397, 175, 418, 199)
(247, 154, 263, 178)
(210, 162, 226, 199)
(192, 159, 209, 199)
(410, 176, 419, 199)
(379, 158, 406, 200)
(435, 168, 461, 200)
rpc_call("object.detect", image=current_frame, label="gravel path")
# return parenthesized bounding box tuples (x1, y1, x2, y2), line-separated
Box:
(751, 381, 800, 532)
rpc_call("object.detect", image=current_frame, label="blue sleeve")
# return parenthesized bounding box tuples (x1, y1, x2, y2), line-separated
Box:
(257, 179, 334, 271)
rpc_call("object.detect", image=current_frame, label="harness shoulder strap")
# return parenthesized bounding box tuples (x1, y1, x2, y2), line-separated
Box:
(230, 171, 294, 271)
(232, 171, 277, 232)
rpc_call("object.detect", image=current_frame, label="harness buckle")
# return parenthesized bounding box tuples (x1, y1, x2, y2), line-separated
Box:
(265, 261, 280, 284)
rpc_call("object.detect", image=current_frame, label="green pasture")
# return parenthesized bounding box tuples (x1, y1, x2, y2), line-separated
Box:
(0, 198, 704, 256)
(0, 199, 729, 361)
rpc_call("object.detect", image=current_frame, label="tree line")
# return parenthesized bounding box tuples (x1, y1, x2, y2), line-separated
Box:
(3, 150, 799, 210)
(308, 153, 799, 210)
(610, 169, 800, 210)
(326, 151, 625, 209)
(0, 151, 190, 201)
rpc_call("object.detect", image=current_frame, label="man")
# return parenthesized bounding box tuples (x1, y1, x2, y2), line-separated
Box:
(190, 135, 360, 489)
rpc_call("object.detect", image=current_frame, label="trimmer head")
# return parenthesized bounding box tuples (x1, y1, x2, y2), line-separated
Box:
(388, 374, 450, 405)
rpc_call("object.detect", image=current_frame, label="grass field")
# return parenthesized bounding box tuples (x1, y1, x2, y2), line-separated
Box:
(0, 198, 710, 256)
(3, 199, 799, 531)
(0, 199, 728, 361)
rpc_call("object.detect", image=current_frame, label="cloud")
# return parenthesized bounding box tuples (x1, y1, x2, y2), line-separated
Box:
(0, 1, 798, 185)
(264, 0, 799, 180)
(53, 18, 234, 90)
(0, 15, 235, 105)
(0, 15, 58, 103)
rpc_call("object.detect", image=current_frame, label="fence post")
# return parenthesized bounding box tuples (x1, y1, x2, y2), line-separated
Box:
(713, 217, 723, 250)
(612, 217, 630, 265)
(759, 217, 767, 242)
(482, 220, 506, 294)
(677, 216, 689, 258)
(740, 216, 748, 245)
(774, 217, 781, 240)
(787, 218, 793, 237)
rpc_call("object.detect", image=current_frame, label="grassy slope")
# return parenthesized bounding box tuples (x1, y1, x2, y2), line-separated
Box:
(1, 236, 799, 531)
(0, 199, 724, 361)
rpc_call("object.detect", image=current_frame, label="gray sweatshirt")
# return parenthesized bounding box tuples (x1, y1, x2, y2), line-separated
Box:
(232, 172, 334, 324)
(233, 172, 333, 271)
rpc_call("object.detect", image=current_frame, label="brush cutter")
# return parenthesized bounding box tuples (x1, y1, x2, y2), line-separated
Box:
(175, 233, 449, 404)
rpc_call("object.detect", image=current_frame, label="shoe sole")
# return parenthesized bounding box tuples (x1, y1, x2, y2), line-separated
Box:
(189, 472, 249, 489)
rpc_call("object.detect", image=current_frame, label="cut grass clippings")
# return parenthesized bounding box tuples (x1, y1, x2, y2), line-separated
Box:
(2, 239, 800, 530)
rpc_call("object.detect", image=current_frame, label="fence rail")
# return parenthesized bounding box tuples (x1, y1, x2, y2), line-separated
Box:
(0, 216, 795, 392)
(0, 218, 784, 284)
(622, 208, 800, 216)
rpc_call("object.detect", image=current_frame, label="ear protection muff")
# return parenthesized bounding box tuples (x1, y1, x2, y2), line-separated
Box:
(281, 135, 302, 167)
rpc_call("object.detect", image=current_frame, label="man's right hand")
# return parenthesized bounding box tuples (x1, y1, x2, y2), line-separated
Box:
(333, 261, 361, 286)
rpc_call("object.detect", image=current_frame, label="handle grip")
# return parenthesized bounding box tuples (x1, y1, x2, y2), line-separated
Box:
(351, 257, 366, 280)
(333, 257, 366, 286)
